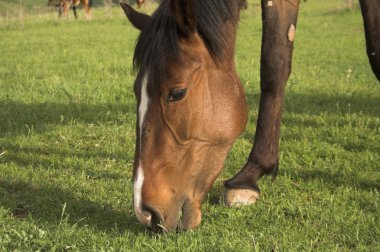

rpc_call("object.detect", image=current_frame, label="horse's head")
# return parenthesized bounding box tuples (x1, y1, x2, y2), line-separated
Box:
(121, 0, 247, 231)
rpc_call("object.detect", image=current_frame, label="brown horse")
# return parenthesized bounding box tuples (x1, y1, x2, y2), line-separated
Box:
(120, 0, 380, 232)
(54, 0, 92, 20)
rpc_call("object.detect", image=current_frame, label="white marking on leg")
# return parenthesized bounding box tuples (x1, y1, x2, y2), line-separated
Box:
(288, 24, 296, 42)
(134, 73, 152, 226)
(224, 188, 259, 207)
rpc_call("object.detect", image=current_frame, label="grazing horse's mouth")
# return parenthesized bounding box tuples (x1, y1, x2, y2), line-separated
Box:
(141, 204, 165, 231)
(141, 199, 202, 232)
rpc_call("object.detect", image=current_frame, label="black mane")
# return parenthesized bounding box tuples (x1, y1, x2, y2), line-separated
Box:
(133, 0, 242, 83)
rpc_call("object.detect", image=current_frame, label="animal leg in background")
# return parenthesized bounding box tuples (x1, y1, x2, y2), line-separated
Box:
(62, 0, 70, 19)
(136, 0, 145, 9)
(73, 5, 78, 19)
(83, 0, 93, 20)
(359, 0, 380, 81)
(57, 3, 63, 18)
(224, 0, 300, 206)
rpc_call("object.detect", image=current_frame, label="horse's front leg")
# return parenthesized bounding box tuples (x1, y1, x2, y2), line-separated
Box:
(62, 1, 70, 19)
(224, 0, 300, 206)
(359, 0, 380, 81)
(86, 2, 92, 20)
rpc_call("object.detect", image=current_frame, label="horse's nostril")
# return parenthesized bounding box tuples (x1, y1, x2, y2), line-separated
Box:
(142, 204, 165, 232)
(135, 206, 152, 227)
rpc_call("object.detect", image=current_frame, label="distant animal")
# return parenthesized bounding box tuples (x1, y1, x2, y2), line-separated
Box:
(49, 0, 92, 20)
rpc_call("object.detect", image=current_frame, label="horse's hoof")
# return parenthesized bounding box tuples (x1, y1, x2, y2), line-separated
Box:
(224, 188, 259, 207)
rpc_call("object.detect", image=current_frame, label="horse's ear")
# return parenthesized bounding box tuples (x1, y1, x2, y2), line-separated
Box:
(120, 2, 151, 30)
(171, 0, 196, 36)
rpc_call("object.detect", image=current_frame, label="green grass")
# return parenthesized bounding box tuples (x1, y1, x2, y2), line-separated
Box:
(0, 0, 47, 12)
(0, 0, 379, 250)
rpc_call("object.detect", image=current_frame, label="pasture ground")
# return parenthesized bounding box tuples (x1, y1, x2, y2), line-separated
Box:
(0, 0, 379, 250)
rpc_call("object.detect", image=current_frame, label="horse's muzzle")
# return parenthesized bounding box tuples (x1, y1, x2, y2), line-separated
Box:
(140, 204, 166, 232)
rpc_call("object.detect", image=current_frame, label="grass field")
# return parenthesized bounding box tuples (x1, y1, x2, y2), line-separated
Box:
(0, 0, 379, 251)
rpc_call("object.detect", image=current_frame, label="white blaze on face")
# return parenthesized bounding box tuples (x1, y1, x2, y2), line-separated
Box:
(138, 74, 149, 141)
(134, 73, 151, 226)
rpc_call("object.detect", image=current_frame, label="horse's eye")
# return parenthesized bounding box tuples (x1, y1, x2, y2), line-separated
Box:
(167, 88, 187, 103)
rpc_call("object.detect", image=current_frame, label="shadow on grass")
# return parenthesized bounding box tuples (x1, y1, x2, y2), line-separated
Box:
(242, 88, 380, 141)
(0, 100, 135, 137)
(283, 90, 380, 117)
(205, 183, 226, 206)
(1, 142, 133, 168)
(0, 179, 145, 234)
(284, 169, 379, 193)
